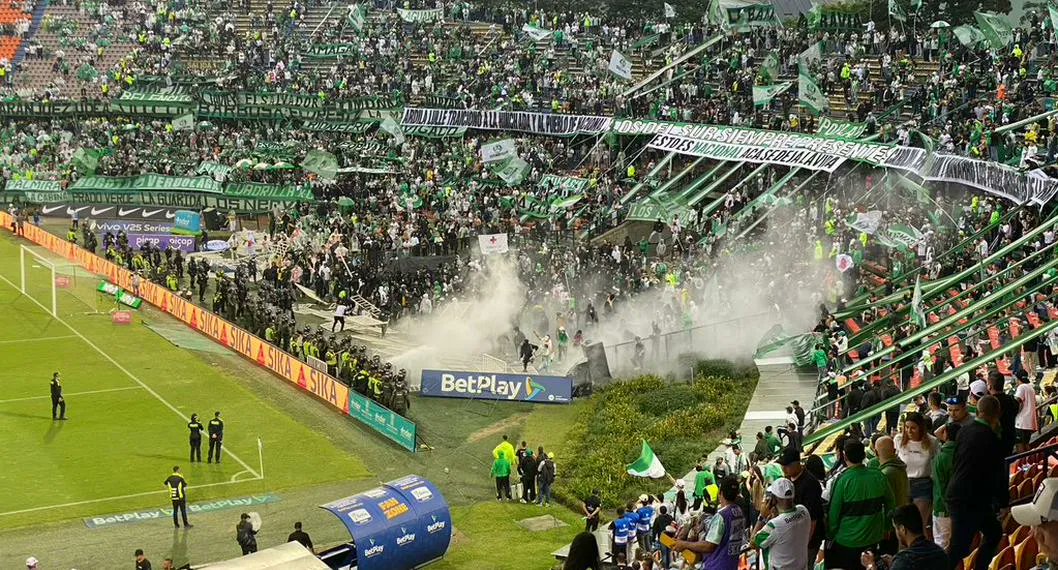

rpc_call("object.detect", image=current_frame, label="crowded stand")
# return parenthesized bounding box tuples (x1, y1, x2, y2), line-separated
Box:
(6, 0, 1058, 568)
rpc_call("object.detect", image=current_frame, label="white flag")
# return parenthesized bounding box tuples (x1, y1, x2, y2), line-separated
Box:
(850, 210, 884, 235)
(478, 233, 509, 255)
(664, 2, 676, 18)
(480, 139, 518, 163)
(608, 49, 633, 80)
(911, 277, 926, 328)
(380, 116, 405, 145)
(521, 23, 553, 41)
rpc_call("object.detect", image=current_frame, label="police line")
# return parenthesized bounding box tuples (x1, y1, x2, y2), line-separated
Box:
(420, 370, 572, 403)
(0, 212, 418, 452)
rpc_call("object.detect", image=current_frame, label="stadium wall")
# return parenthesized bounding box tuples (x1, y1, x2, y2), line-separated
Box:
(0, 212, 417, 451)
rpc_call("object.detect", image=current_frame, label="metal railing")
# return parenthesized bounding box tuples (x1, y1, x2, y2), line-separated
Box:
(602, 311, 774, 376)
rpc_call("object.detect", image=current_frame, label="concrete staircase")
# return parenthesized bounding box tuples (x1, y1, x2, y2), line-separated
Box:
(825, 56, 942, 121)
(12, 4, 134, 98)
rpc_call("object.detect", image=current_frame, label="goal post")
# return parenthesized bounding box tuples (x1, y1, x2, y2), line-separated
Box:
(19, 244, 102, 318)
(20, 245, 57, 317)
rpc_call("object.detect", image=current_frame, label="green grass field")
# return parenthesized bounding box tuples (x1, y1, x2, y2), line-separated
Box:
(0, 230, 586, 569)
(0, 235, 370, 529)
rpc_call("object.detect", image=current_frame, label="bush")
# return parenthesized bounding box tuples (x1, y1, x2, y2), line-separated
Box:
(552, 362, 758, 510)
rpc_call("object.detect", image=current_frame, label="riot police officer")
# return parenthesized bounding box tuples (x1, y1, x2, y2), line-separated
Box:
(188, 413, 204, 462)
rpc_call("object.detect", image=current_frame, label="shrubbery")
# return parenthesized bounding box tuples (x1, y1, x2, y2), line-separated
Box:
(553, 363, 758, 509)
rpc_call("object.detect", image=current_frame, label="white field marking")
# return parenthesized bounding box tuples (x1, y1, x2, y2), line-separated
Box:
(0, 273, 262, 479)
(0, 476, 264, 517)
(0, 386, 143, 404)
(0, 334, 77, 344)
(230, 469, 252, 482)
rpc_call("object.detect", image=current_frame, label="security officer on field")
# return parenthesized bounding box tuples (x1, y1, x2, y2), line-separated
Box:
(187, 414, 204, 463)
(164, 465, 192, 528)
(207, 411, 224, 464)
(50, 372, 67, 420)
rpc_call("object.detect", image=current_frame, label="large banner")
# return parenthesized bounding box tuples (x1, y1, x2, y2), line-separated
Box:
(0, 213, 418, 451)
(396, 7, 443, 22)
(3, 176, 314, 213)
(0, 92, 404, 124)
(648, 132, 850, 172)
(420, 370, 572, 404)
(816, 117, 868, 139)
(401, 108, 613, 136)
(922, 153, 1058, 205)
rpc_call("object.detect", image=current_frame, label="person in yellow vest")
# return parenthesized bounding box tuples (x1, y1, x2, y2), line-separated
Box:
(626, 164, 636, 178)
(167, 273, 179, 291)
(814, 240, 824, 260)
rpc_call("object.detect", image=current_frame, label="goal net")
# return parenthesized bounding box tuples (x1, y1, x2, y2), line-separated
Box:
(19, 245, 104, 318)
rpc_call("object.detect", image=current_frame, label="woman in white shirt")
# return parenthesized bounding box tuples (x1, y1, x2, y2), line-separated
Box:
(894, 411, 939, 539)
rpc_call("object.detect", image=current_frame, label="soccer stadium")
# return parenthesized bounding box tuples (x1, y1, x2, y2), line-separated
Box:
(1, 0, 1058, 568)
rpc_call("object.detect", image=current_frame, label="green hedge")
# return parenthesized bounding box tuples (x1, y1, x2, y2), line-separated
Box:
(553, 364, 758, 510)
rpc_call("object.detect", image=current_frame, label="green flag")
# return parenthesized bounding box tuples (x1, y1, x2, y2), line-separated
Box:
(759, 52, 779, 83)
(627, 440, 667, 478)
(798, 72, 828, 115)
(491, 157, 530, 186)
(302, 149, 339, 181)
(72, 148, 102, 174)
(974, 11, 1012, 49)
(753, 82, 792, 107)
(551, 194, 585, 210)
(889, 0, 907, 22)
(1050, 2, 1058, 31)
(521, 23, 553, 41)
(797, 42, 821, 75)
(348, 4, 366, 31)
(911, 277, 926, 328)
(953, 25, 985, 47)
(807, 3, 822, 29)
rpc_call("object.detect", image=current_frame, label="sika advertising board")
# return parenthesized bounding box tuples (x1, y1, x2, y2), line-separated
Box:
(0, 212, 424, 448)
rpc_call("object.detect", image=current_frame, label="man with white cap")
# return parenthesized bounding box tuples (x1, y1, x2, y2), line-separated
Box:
(751, 478, 811, 570)
(1011, 477, 1058, 559)
(969, 379, 988, 407)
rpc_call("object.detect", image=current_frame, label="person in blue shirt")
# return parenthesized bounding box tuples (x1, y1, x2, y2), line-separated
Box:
(610, 506, 631, 562)
(636, 495, 656, 555)
(623, 506, 639, 560)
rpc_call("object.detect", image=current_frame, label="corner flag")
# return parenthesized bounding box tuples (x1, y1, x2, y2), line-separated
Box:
(627, 441, 667, 478)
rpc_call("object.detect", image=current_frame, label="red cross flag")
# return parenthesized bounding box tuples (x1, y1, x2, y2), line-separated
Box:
(478, 233, 509, 255)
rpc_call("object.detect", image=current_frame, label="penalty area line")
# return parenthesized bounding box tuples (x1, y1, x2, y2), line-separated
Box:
(0, 386, 144, 404)
(0, 272, 262, 480)
(0, 334, 78, 344)
(0, 476, 265, 518)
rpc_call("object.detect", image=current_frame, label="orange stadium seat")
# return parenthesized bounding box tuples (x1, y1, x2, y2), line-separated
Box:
(1014, 535, 1038, 570)
(988, 545, 1014, 570)
(964, 547, 979, 570)
(1008, 525, 1030, 547)
(0, 36, 21, 62)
